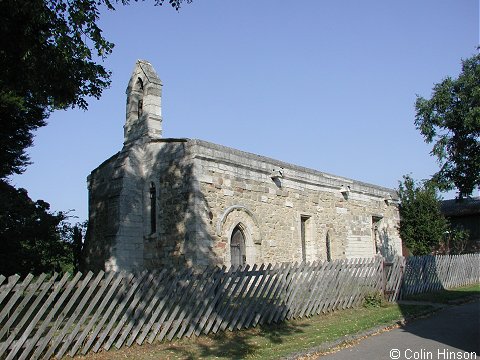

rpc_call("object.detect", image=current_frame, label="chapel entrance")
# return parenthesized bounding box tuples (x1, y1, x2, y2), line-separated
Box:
(230, 225, 246, 267)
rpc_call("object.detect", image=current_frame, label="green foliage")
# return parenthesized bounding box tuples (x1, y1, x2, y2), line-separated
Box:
(414, 52, 480, 198)
(0, 0, 189, 179)
(0, 0, 189, 275)
(0, 180, 84, 276)
(398, 175, 449, 255)
(109, 0, 190, 11)
(0, 0, 111, 178)
(363, 292, 386, 308)
(440, 228, 471, 255)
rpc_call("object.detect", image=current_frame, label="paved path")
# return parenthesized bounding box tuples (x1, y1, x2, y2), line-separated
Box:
(317, 300, 480, 360)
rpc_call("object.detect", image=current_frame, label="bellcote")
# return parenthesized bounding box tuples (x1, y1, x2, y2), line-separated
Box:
(124, 60, 163, 145)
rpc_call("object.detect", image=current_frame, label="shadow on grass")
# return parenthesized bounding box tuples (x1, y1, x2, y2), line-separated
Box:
(164, 321, 307, 360)
(403, 288, 480, 304)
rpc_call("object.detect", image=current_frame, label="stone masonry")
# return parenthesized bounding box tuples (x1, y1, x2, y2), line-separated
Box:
(84, 60, 402, 272)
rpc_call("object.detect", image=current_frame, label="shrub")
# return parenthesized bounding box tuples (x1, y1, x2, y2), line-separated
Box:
(363, 292, 386, 308)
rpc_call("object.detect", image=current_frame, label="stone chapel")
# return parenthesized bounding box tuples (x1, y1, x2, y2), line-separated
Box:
(84, 60, 403, 272)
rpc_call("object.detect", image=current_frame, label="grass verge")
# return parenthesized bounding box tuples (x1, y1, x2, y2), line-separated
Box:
(72, 303, 433, 360)
(403, 283, 480, 304)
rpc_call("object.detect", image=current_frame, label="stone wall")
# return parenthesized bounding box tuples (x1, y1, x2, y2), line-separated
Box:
(85, 138, 402, 272)
(142, 140, 208, 269)
(85, 144, 147, 272)
(188, 139, 402, 266)
(84, 152, 123, 271)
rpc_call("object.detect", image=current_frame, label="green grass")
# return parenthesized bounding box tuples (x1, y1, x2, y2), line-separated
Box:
(404, 283, 480, 304)
(73, 303, 433, 360)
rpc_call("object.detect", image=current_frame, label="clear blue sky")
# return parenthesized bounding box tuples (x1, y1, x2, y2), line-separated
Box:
(10, 0, 480, 223)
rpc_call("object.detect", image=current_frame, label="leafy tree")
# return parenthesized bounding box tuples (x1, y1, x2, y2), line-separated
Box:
(0, 0, 188, 179)
(0, 0, 187, 275)
(414, 52, 480, 198)
(398, 175, 449, 255)
(58, 220, 88, 272)
(440, 228, 471, 255)
(0, 180, 81, 276)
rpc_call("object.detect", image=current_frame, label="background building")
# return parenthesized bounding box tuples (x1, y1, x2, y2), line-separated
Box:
(441, 197, 480, 252)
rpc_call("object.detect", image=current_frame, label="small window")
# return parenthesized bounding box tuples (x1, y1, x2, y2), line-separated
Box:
(136, 78, 144, 119)
(326, 231, 332, 262)
(136, 77, 144, 91)
(300, 215, 310, 262)
(138, 99, 143, 118)
(372, 216, 382, 254)
(149, 182, 156, 234)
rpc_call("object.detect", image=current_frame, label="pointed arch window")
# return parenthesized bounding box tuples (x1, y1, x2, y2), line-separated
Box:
(230, 225, 246, 267)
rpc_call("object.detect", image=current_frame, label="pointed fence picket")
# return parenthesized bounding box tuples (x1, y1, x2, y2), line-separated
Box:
(0, 253, 478, 359)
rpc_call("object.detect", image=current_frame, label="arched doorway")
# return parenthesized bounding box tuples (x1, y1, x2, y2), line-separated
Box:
(230, 225, 246, 267)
